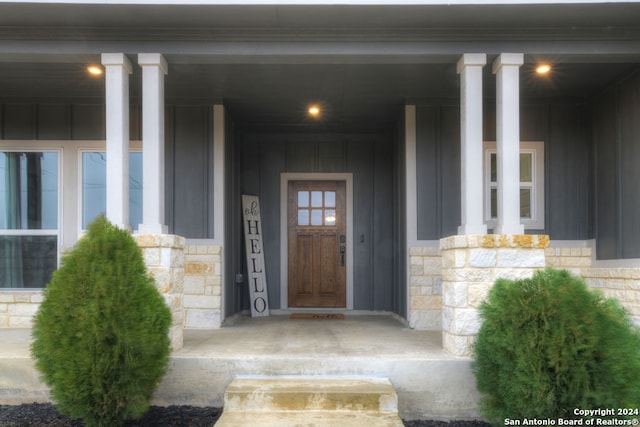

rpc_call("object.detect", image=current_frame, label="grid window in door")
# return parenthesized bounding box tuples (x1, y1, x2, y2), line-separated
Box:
(297, 190, 337, 226)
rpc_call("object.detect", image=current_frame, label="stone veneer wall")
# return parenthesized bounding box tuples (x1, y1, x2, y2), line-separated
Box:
(134, 234, 186, 351)
(545, 245, 640, 326)
(408, 246, 443, 330)
(440, 234, 550, 357)
(183, 245, 223, 328)
(0, 291, 42, 327)
(583, 268, 640, 326)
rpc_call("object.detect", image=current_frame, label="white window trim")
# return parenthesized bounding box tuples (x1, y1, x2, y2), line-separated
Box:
(0, 143, 63, 288)
(1, 139, 143, 287)
(483, 141, 545, 230)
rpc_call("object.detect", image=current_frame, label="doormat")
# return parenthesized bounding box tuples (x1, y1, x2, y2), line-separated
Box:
(290, 313, 345, 320)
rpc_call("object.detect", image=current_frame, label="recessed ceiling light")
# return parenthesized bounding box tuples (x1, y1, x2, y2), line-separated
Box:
(87, 65, 103, 76)
(308, 105, 320, 117)
(536, 64, 551, 75)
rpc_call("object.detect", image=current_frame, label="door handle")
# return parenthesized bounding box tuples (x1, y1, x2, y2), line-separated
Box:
(340, 246, 345, 266)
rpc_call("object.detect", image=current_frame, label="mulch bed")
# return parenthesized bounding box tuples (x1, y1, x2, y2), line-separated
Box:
(0, 403, 220, 427)
(0, 403, 491, 426)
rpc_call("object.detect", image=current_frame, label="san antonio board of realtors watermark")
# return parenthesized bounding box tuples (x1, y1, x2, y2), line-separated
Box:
(505, 408, 639, 426)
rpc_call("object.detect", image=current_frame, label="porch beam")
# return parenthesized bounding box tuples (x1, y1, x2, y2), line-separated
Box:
(101, 53, 132, 230)
(138, 53, 168, 234)
(457, 53, 487, 235)
(493, 53, 524, 235)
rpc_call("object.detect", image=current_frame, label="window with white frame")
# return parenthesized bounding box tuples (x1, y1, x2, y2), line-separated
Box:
(0, 150, 60, 288)
(484, 141, 545, 230)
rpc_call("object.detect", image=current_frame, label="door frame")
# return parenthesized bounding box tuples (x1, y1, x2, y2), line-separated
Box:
(280, 173, 354, 310)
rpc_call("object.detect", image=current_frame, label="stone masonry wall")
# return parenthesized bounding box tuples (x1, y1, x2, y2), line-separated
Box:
(546, 246, 640, 326)
(183, 245, 223, 328)
(440, 234, 549, 357)
(583, 268, 640, 326)
(134, 234, 185, 351)
(0, 291, 42, 327)
(408, 246, 443, 330)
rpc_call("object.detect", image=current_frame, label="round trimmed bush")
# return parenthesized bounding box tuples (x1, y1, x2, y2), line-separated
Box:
(31, 215, 172, 427)
(473, 268, 640, 425)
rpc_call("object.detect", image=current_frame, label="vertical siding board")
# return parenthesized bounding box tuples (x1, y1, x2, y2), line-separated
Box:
(172, 105, 208, 238)
(440, 106, 461, 237)
(165, 105, 175, 234)
(619, 73, 640, 258)
(286, 135, 316, 172)
(260, 137, 287, 309)
(129, 104, 142, 141)
(37, 104, 71, 140)
(347, 137, 374, 310)
(373, 136, 394, 310)
(415, 105, 439, 240)
(547, 105, 585, 238)
(394, 119, 407, 317)
(3, 104, 36, 139)
(520, 104, 548, 141)
(593, 93, 619, 259)
(318, 136, 346, 172)
(71, 104, 105, 140)
(225, 118, 246, 316)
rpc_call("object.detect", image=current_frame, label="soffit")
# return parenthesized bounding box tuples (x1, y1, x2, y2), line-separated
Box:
(0, 2, 639, 131)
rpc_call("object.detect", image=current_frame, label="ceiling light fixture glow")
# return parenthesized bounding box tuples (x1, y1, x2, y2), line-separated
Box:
(308, 105, 320, 117)
(87, 65, 103, 76)
(536, 64, 551, 75)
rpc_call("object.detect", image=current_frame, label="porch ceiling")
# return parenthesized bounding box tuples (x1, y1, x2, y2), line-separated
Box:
(0, 2, 639, 132)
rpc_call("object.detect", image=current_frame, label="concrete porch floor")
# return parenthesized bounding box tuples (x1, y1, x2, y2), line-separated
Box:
(0, 313, 482, 421)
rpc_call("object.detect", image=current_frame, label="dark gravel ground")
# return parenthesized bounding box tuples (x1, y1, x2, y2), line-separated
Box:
(0, 403, 491, 426)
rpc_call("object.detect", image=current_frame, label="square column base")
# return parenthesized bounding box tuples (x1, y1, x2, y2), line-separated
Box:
(440, 234, 549, 356)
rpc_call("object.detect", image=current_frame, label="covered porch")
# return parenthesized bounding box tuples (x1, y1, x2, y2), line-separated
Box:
(0, 313, 479, 421)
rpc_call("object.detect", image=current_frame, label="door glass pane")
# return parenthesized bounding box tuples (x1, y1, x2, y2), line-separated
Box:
(520, 153, 532, 182)
(325, 191, 336, 208)
(490, 153, 497, 182)
(0, 152, 58, 230)
(311, 209, 323, 225)
(325, 210, 336, 226)
(298, 191, 309, 207)
(520, 188, 531, 219)
(311, 191, 323, 207)
(298, 209, 309, 226)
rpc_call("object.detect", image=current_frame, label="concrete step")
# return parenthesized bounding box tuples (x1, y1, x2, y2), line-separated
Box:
(214, 377, 404, 426)
(215, 411, 405, 426)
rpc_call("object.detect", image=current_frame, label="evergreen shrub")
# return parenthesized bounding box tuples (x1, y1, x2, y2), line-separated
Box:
(31, 215, 172, 427)
(473, 268, 640, 425)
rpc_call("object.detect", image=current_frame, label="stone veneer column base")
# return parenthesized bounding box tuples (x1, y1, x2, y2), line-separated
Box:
(440, 234, 549, 357)
(134, 234, 185, 351)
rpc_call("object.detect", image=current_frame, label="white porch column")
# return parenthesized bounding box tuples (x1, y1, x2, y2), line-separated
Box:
(137, 53, 168, 234)
(101, 53, 132, 230)
(457, 53, 487, 235)
(493, 53, 524, 235)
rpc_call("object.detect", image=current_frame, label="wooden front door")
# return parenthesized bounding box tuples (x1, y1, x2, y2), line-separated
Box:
(288, 180, 346, 308)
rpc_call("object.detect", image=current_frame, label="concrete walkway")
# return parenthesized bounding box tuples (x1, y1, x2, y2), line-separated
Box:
(0, 314, 481, 421)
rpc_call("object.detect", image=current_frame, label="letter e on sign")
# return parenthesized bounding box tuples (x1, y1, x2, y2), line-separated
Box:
(242, 195, 270, 317)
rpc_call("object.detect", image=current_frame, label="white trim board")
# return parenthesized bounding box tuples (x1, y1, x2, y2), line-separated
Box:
(279, 172, 354, 310)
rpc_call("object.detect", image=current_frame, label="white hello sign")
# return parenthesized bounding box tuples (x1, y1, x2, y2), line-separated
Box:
(242, 195, 270, 317)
